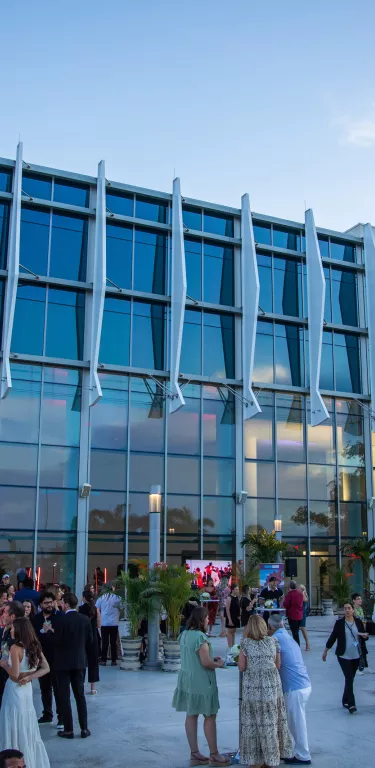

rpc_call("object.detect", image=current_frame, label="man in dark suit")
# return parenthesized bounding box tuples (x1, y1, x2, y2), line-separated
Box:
(31, 591, 63, 727)
(54, 592, 93, 739)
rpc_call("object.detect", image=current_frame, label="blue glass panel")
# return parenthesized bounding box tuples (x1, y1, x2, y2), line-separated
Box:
(320, 331, 334, 390)
(106, 223, 132, 289)
(20, 207, 49, 276)
(203, 457, 235, 495)
(42, 379, 81, 446)
(53, 180, 89, 207)
(168, 393, 200, 455)
(12, 283, 46, 355)
(203, 497, 235, 535)
(257, 253, 272, 313)
(275, 323, 303, 387)
(334, 333, 361, 393)
(0, 443, 38, 486)
(273, 227, 301, 251)
(204, 211, 234, 238)
(330, 239, 355, 263)
(130, 453, 164, 492)
(254, 322, 274, 383)
(46, 289, 85, 360)
(253, 222, 271, 245)
(39, 445, 79, 488)
(130, 378, 164, 453)
(183, 206, 202, 230)
(203, 312, 234, 378)
(0, 166, 12, 193)
(136, 196, 167, 224)
(324, 267, 331, 322)
(22, 173, 52, 200)
(181, 310, 202, 374)
(167, 456, 199, 494)
(185, 238, 202, 301)
(0, 487, 36, 529)
(273, 257, 302, 317)
(88, 490, 126, 532)
(331, 269, 358, 327)
(0, 204, 10, 269)
(0, 378, 40, 443)
(90, 387, 128, 450)
(134, 229, 166, 294)
(50, 213, 88, 281)
(318, 236, 329, 258)
(90, 449, 127, 491)
(99, 297, 131, 366)
(204, 243, 234, 305)
(132, 301, 165, 370)
(203, 390, 235, 457)
(106, 190, 133, 217)
(38, 488, 78, 531)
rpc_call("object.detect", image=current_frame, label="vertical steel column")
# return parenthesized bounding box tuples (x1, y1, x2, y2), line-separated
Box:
(305, 209, 329, 427)
(169, 177, 187, 413)
(241, 194, 261, 419)
(234, 214, 245, 563)
(88, 160, 106, 407)
(0, 142, 22, 399)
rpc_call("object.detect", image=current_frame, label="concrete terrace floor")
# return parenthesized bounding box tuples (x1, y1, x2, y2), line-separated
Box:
(38, 618, 375, 768)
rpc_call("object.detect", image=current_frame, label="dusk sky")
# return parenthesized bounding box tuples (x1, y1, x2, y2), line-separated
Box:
(2, 1, 375, 231)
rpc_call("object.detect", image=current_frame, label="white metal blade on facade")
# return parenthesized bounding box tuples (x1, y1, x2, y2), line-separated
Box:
(0, 141, 22, 399)
(88, 160, 106, 407)
(363, 224, 375, 421)
(169, 177, 187, 414)
(241, 193, 261, 419)
(305, 208, 329, 426)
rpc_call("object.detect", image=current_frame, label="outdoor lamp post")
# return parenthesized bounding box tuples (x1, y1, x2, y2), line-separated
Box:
(274, 515, 282, 564)
(144, 485, 162, 671)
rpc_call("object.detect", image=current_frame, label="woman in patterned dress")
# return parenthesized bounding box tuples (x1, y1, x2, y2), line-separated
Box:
(238, 614, 293, 768)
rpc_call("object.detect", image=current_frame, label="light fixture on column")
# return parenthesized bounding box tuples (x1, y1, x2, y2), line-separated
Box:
(144, 485, 162, 671)
(274, 516, 282, 536)
(149, 485, 162, 515)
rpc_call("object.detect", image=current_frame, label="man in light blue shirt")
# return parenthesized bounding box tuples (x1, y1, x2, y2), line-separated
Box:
(268, 614, 311, 765)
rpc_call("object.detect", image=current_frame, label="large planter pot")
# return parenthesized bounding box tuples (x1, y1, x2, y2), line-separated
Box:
(120, 636, 142, 671)
(163, 638, 181, 673)
(322, 599, 334, 616)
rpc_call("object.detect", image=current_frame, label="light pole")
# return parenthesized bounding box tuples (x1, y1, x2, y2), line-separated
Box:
(143, 485, 162, 671)
(274, 515, 283, 564)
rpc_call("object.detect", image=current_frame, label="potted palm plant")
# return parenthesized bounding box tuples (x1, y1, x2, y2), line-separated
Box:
(143, 564, 193, 672)
(112, 570, 151, 671)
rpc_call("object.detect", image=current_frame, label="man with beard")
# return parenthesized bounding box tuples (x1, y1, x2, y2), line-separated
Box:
(31, 591, 63, 727)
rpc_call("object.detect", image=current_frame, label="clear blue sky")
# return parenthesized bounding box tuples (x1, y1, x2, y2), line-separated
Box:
(2, 1, 375, 231)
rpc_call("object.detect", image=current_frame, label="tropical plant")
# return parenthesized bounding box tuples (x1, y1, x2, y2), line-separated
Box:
(142, 564, 193, 639)
(110, 569, 151, 638)
(340, 537, 375, 594)
(241, 528, 288, 566)
(232, 561, 259, 591)
(319, 558, 333, 600)
(331, 566, 353, 607)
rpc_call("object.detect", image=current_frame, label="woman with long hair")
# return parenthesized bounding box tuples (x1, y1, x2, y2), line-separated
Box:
(0, 617, 50, 768)
(322, 601, 368, 713)
(22, 600, 36, 619)
(7, 585, 15, 600)
(225, 583, 240, 650)
(239, 615, 293, 768)
(298, 584, 310, 651)
(79, 589, 101, 694)
(206, 578, 219, 637)
(217, 577, 230, 638)
(172, 607, 230, 767)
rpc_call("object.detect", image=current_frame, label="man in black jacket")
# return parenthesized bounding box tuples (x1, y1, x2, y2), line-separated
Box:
(0, 601, 25, 710)
(31, 591, 63, 727)
(54, 592, 93, 739)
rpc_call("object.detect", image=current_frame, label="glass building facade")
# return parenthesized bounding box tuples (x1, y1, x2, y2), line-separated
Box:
(0, 155, 372, 604)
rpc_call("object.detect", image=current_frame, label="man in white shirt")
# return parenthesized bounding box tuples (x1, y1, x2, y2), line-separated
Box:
(268, 614, 312, 766)
(96, 586, 121, 666)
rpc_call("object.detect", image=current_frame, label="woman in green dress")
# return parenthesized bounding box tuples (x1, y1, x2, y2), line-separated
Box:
(172, 607, 231, 767)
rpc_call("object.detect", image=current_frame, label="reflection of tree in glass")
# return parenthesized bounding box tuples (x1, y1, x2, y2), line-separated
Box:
(340, 440, 365, 467)
(89, 504, 125, 531)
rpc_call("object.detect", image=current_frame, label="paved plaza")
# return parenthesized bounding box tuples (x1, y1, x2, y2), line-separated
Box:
(39, 619, 375, 768)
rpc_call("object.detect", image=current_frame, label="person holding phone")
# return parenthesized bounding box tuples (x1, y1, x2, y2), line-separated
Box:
(172, 607, 230, 767)
(322, 601, 368, 714)
(31, 591, 63, 727)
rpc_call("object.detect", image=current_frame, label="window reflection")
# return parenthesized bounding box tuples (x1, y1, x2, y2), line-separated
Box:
(20, 207, 50, 276)
(50, 213, 88, 281)
(319, 331, 334, 390)
(0, 166, 12, 193)
(204, 211, 234, 238)
(168, 456, 199, 494)
(203, 498, 235, 535)
(244, 396, 274, 460)
(331, 269, 358, 326)
(132, 301, 165, 370)
(185, 238, 202, 301)
(273, 258, 302, 317)
(309, 500, 337, 536)
(39, 446, 79, 488)
(277, 395, 304, 462)
(89, 491, 126, 532)
(36, 534, 76, 589)
(0, 203, 10, 269)
(340, 502, 367, 538)
(334, 333, 361, 393)
(245, 461, 275, 498)
(245, 498, 275, 534)
(130, 378, 164, 453)
(279, 499, 307, 536)
(129, 453, 164, 492)
(12, 283, 46, 356)
(167, 496, 199, 534)
(0, 378, 40, 443)
(203, 458, 235, 496)
(38, 489, 78, 530)
(168, 386, 200, 455)
(307, 413, 335, 464)
(181, 310, 202, 375)
(339, 467, 366, 501)
(309, 465, 337, 501)
(257, 253, 272, 313)
(133, 229, 167, 294)
(203, 312, 234, 379)
(106, 190, 133, 217)
(204, 243, 234, 305)
(278, 463, 307, 499)
(254, 321, 273, 383)
(90, 386, 128, 451)
(106, 223, 132, 289)
(136, 196, 167, 224)
(100, 298, 131, 366)
(336, 402, 364, 466)
(0, 487, 36, 529)
(203, 387, 234, 457)
(53, 180, 89, 207)
(253, 222, 271, 245)
(42, 376, 81, 447)
(318, 236, 329, 258)
(330, 240, 355, 263)
(183, 206, 202, 231)
(46, 289, 85, 360)
(90, 449, 127, 491)
(273, 227, 301, 251)
(22, 173, 52, 200)
(275, 324, 303, 387)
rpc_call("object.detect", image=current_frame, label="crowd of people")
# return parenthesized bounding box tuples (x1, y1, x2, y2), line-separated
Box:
(174, 576, 374, 768)
(0, 570, 123, 768)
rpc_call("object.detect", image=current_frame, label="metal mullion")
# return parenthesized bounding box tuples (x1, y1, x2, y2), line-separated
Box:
(163, 387, 168, 563)
(131, 224, 135, 290)
(274, 390, 279, 526)
(200, 386, 204, 559)
(46, 208, 53, 278)
(201, 237, 204, 304)
(124, 376, 131, 571)
(305, 397, 312, 604)
(334, 399, 341, 566)
(33, 369, 45, 583)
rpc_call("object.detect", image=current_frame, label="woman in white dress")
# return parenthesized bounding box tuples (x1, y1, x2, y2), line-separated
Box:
(0, 617, 50, 768)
